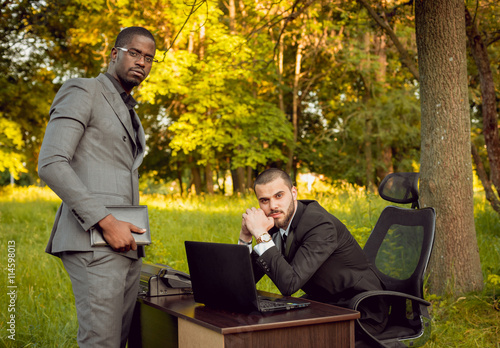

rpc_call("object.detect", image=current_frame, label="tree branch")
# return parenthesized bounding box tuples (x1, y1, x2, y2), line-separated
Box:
(357, 0, 420, 80)
(471, 144, 500, 214)
(486, 33, 500, 47)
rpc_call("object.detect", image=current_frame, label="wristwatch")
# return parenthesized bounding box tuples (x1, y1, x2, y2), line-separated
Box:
(256, 232, 272, 244)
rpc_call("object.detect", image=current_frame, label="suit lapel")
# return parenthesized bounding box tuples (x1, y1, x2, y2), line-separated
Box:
(96, 74, 137, 149)
(285, 201, 305, 258)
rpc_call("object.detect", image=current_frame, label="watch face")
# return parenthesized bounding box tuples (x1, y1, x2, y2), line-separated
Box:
(261, 233, 271, 242)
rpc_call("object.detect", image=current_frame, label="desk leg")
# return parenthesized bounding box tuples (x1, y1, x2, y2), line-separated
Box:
(349, 320, 355, 347)
(178, 318, 224, 348)
(129, 300, 178, 348)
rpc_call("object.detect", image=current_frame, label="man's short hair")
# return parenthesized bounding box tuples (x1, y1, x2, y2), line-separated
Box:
(254, 168, 293, 190)
(114, 27, 156, 48)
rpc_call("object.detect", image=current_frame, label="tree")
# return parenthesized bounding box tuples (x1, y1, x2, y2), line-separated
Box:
(5, 0, 498, 200)
(1, 0, 119, 182)
(136, 0, 293, 194)
(296, 1, 420, 186)
(359, 0, 500, 216)
(415, 0, 483, 294)
(465, 4, 500, 215)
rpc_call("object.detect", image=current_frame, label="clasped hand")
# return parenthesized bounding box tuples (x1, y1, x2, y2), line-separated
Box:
(241, 207, 274, 241)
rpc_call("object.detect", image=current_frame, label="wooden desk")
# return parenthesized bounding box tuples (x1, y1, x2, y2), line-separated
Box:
(129, 292, 359, 348)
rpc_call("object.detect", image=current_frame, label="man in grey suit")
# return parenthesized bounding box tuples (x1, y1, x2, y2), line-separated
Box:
(239, 168, 387, 346)
(38, 27, 156, 347)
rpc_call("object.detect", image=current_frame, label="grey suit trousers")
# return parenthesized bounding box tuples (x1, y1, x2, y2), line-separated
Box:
(61, 251, 142, 348)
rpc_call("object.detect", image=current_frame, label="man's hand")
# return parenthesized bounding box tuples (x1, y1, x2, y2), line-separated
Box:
(242, 207, 274, 238)
(239, 218, 253, 243)
(98, 214, 146, 252)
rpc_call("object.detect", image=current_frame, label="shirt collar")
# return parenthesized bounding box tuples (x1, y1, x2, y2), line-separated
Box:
(104, 73, 137, 110)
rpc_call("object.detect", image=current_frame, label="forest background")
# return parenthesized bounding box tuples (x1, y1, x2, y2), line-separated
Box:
(1, 0, 500, 346)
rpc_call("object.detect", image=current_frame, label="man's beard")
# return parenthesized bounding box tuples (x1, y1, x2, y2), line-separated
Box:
(271, 199, 295, 230)
(117, 70, 142, 90)
(120, 77, 140, 91)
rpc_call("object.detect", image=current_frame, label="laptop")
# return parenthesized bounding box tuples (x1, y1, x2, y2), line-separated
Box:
(184, 241, 310, 313)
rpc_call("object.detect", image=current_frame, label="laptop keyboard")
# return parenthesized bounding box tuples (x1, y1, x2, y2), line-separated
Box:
(259, 299, 288, 309)
(258, 296, 309, 311)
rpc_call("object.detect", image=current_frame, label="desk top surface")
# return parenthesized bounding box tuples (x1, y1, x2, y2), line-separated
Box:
(138, 291, 359, 335)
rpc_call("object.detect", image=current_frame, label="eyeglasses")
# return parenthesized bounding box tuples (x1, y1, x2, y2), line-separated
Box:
(115, 47, 158, 64)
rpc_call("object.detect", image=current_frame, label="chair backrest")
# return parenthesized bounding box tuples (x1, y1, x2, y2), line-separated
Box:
(378, 172, 420, 208)
(363, 206, 436, 299)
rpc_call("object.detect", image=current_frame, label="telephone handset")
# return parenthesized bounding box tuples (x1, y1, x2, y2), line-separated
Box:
(139, 263, 192, 297)
(157, 267, 191, 289)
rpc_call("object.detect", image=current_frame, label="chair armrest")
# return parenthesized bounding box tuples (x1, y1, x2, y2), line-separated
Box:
(349, 290, 432, 348)
(349, 290, 431, 310)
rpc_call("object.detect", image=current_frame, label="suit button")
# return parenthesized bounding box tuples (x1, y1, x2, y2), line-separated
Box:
(123, 136, 127, 141)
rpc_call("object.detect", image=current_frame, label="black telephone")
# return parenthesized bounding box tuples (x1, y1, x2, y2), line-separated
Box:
(139, 263, 192, 297)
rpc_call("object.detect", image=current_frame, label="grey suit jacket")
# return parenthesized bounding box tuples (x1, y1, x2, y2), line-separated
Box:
(252, 200, 383, 306)
(38, 73, 145, 258)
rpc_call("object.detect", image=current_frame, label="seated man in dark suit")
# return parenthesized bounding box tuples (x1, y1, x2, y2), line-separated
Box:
(239, 168, 386, 345)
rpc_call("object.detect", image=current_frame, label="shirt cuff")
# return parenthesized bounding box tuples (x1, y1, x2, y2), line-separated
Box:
(254, 240, 275, 256)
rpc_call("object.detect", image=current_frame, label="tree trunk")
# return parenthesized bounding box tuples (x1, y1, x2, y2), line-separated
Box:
(177, 162, 184, 196)
(199, 21, 205, 60)
(205, 162, 214, 195)
(230, 168, 239, 194)
(191, 165, 202, 195)
(377, 144, 394, 181)
(227, 0, 236, 34)
(415, 0, 483, 295)
(231, 167, 246, 194)
(361, 32, 376, 192)
(287, 25, 306, 173)
(465, 7, 500, 198)
(374, 34, 393, 182)
(246, 166, 253, 192)
(364, 116, 376, 192)
(278, 21, 285, 114)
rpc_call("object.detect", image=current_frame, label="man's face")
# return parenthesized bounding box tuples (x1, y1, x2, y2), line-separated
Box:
(255, 178, 297, 230)
(110, 35, 156, 93)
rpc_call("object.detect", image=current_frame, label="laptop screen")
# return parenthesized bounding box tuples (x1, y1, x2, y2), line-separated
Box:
(185, 241, 261, 312)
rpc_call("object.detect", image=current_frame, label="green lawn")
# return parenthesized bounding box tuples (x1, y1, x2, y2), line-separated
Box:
(0, 185, 498, 347)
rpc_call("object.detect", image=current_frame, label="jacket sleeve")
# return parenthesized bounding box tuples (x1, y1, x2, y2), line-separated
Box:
(38, 79, 109, 231)
(255, 211, 338, 296)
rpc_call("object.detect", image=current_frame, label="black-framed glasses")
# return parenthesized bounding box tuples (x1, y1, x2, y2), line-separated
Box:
(115, 47, 158, 64)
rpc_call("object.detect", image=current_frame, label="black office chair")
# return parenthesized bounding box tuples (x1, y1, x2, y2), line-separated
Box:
(351, 173, 436, 348)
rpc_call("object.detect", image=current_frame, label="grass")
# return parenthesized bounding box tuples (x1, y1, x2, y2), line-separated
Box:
(0, 184, 498, 347)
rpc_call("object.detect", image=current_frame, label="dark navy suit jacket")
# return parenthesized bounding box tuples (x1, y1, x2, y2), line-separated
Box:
(252, 200, 384, 306)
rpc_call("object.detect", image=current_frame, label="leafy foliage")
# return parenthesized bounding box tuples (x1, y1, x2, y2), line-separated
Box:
(1, 0, 498, 197)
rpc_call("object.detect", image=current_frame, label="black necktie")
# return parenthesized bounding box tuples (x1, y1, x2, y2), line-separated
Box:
(129, 110, 142, 156)
(121, 92, 141, 157)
